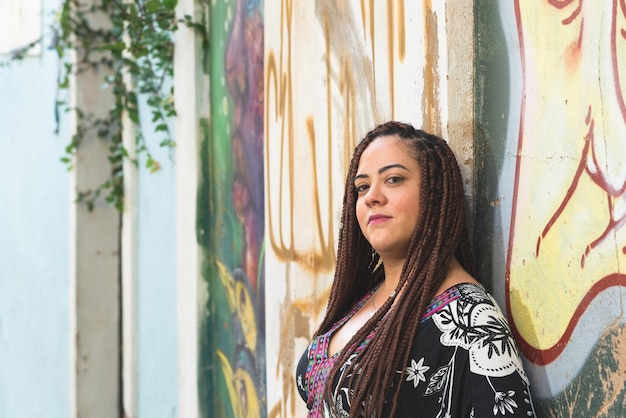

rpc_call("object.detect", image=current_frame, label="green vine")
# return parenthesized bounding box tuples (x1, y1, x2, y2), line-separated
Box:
(2, 0, 208, 211)
(59, 0, 179, 211)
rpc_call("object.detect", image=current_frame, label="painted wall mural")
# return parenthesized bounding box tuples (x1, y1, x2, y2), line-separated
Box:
(197, 0, 265, 417)
(508, 0, 626, 416)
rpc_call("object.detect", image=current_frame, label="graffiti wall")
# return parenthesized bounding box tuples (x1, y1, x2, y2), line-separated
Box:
(197, 0, 266, 417)
(476, 1, 626, 417)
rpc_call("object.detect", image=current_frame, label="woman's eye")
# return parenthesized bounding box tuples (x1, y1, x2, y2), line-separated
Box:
(387, 176, 403, 184)
(355, 184, 369, 193)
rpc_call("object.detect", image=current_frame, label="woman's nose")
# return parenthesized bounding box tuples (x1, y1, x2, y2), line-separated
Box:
(364, 182, 385, 206)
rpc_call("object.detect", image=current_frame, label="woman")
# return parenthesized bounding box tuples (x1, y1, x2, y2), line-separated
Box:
(296, 121, 536, 417)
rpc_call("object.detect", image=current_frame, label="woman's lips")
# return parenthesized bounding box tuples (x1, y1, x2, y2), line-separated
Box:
(368, 214, 391, 225)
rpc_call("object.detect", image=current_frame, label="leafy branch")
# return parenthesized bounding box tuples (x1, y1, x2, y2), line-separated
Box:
(2, 0, 208, 211)
(57, 0, 179, 211)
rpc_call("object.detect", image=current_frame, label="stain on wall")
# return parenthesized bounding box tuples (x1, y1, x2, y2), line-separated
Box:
(477, 1, 626, 417)
(197, 0, 266, 417)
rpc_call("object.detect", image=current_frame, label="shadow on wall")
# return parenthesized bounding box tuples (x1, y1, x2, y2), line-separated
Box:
(473, 1, 510, 298)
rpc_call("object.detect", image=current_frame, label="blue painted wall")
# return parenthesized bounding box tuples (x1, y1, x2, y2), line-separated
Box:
(136, 94, 178, 418)
(0, 2, 70, 416)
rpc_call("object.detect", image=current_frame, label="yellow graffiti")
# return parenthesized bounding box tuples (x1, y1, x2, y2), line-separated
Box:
(510, 0, 626, 359)
(216, 350, 261, 418)
(216, 260, 257, 353)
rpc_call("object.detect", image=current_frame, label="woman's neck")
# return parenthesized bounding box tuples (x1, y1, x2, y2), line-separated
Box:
(380, 260, 403, 295)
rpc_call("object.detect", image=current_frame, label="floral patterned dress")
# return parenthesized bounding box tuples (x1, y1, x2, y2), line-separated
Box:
(296, 283, 536, 417)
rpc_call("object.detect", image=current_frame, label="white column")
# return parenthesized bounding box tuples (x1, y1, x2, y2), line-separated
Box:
(175, 0, 209, 417)
(121, 74, 138, 417)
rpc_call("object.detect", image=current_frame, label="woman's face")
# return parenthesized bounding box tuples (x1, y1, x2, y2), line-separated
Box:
(354, 135, 422, 262)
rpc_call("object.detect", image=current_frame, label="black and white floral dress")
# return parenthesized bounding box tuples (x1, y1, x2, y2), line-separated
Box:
(296, 283, 536, 417)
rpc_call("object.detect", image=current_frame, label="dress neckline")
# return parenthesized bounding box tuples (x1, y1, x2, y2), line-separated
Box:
(323, 282, 483, 358)
(422, 282, 484, 322)
(324, 286, 379, 359)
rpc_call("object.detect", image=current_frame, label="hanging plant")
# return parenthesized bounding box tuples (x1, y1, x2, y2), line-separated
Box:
(2, 0, 208, 211)
(56, 0, 179, 211)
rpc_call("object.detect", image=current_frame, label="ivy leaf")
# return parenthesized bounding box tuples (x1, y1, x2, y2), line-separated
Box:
(33, 0, 186, 211)
(145, 155, 161, 173)
(163, 0, 178, 11)
(99, 41, 126, 52)
(145, 0, 161, 13)
(127, 107, 139, 124)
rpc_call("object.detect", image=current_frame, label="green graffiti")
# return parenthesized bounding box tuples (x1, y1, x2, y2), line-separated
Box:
(197, 0, 266, 417)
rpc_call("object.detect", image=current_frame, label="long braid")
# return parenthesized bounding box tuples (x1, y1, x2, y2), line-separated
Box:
(315, 121, 475, 417)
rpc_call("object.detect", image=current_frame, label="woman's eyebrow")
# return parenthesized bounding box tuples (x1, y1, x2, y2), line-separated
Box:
(354, 163, 409, 181)
(379, 163, 409, 174)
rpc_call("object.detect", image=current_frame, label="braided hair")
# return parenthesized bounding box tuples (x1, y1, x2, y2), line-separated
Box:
(314, 121, 476, 417)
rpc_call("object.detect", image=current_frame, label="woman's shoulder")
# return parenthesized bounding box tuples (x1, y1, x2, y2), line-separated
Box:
(422, 282, 517, 345)
(421, 282, 490, 321)
(433, 282, 505, 319)
(453, 282, 491, 302)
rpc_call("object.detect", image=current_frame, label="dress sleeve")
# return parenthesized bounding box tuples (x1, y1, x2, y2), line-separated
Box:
(426, 284, 537, 417)
(468, 361, 535, 417)
(465, 293, 537, 417)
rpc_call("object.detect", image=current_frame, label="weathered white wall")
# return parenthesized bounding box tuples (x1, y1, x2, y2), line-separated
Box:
(0, 1, 70, 416)
(172, 0, 206, 416)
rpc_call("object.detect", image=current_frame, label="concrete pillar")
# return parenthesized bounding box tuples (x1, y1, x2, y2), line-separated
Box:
(68, 2, 121, 417)
(445, 1, 475, 198)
